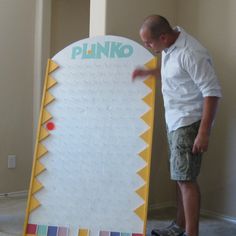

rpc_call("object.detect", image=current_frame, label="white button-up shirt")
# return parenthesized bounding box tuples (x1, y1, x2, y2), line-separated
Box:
(161, 27, 222, 132)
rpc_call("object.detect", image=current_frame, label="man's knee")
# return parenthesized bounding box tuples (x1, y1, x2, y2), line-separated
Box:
(177, 180, 198, 190)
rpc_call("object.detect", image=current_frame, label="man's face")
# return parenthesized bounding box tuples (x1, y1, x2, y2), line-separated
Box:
(140, 28, 165, 54)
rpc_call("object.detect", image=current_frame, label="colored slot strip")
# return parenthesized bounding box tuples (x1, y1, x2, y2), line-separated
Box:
(58, 227, 69, 236)
(47, 226, 58, 236)
(37, 225, 48, 236)
(99, 231, 110, 236)
(79, 229, 89, 236)
(121, 233, 131, 236)
(26, 224, 37, 234)
(110, 232, 120, 236)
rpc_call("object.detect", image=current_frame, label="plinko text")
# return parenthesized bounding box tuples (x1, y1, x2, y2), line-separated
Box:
(71, 41, 134, 59)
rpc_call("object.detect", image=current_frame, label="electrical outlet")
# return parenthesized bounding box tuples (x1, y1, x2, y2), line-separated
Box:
(8, 155, 16, 169)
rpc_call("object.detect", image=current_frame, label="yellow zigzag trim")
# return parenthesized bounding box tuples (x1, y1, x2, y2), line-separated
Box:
(39, 127, 50, 141)
(135, 57, 157, 231)
(137, 165, 148, 181)
(47, 76, 57, 90)
(79, 229, 89, 236)
(37, 143, 48, 159)
(49, 60, 59, 73)
(32, 179, 43, 194)
(139, 148, 149, 162)
(142, 92, 153, 107)
(143, 76, 154, 89)
(23, 59, 59, 235)
(29, 196, 41, 212)
(145, 57, 157, 70)
(35, 161, 46, 176)
(42, 109, 52, 124)
(134, 204, 145, 221)
(44, 92, 55, 106)
(141, 110, 152, 125)
(140, 129, 152, 144)
(143, 56, 158, 89)
(135, 184, 146, 200)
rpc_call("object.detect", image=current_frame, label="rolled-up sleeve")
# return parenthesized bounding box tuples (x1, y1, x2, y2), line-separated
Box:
(183, 49, 222, 98)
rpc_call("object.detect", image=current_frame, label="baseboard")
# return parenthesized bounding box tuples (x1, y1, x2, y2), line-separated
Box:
(0, 190, 28, 199)
(149, 201, 176, 211)
(200, 209, 236, 224)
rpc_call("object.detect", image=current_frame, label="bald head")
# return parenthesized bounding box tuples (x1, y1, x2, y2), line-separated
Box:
(140, 15, 173, 39)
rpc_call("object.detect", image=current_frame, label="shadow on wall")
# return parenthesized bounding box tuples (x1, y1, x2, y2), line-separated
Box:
(149, 76, 175, 209)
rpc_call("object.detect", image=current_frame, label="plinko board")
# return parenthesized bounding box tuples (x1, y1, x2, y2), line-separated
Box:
(24, 36, 157, 236)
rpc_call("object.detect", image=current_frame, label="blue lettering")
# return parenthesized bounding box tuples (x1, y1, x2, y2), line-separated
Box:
(82, 43, 95, 59)
(71, 41, 133, 59)
(96, 42, 110, 58)
(71, 46, 82, 59)
(120, 45, 133, 57)
(110, 42, 122, 58)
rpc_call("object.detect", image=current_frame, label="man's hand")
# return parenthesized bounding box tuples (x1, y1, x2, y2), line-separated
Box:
(192, 96, 219, 155)
(192, 132, 209, 154)
(132, 68, 151, 80)
(132, 67, 160, 80)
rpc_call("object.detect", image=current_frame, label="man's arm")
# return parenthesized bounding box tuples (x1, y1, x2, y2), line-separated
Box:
(192, 96, 220, 154)
(132, 67, 160, 80)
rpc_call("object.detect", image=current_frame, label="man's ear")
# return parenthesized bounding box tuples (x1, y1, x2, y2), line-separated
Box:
(159, 34, 167, 42)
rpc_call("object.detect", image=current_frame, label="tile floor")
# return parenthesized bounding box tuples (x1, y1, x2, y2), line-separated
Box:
(0, 197, 236, 236)
(0, 197, 26, 236)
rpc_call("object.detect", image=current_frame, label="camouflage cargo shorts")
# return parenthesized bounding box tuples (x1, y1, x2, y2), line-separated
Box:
(167, 120, 202, 181)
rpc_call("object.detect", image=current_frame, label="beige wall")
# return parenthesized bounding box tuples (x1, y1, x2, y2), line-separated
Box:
(105, 0, 177, 45)
(0, 0, 35, 193)
(51, 0, 90, 57)
(177, 0, 236, 218)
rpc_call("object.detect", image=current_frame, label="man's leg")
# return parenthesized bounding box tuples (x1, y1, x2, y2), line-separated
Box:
(177, 181, 201, 236)
(151, 121, 201, 236)
(176, 183, 185, 229)
(151, 184, 185, 236)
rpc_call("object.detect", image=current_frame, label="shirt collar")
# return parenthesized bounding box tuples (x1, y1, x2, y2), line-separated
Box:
(163, 26, 186, 54)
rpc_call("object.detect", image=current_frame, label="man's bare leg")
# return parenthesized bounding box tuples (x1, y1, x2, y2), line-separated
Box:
(176, 183, 186, 229)
(178, 181, 201, 236)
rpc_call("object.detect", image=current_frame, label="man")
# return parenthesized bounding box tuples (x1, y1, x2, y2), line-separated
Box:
(132, 15, 222, 236)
